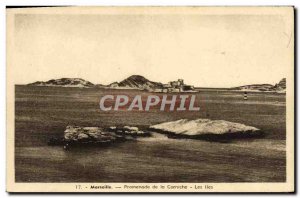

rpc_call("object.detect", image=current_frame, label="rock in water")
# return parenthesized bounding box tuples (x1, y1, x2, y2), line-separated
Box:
(123, 126, 139, 132)
(273, 78, 286, 93)
(62, 126, 125, 147)
(64, 126, 108, 141)
(28, 78, 94, 88)
(48, 126, 128, 147)
(149, 119, 261, 140)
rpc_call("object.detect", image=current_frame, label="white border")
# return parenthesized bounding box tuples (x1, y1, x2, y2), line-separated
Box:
(1, 1, 298, 197)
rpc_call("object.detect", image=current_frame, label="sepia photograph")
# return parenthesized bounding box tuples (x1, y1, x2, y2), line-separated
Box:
(6, 6, 294, 192)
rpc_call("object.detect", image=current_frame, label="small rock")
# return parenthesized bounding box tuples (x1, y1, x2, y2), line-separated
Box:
(124, 126, 139, 131)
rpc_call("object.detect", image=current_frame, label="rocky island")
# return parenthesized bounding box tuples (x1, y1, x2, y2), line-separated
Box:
(27, 78, 94, 88)
(150, 119, 262, 141)
(230, 78, 286, 93)
(48, 125, 150, 149)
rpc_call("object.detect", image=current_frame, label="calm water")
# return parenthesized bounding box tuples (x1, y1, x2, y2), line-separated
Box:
(15, 86, 286, 182)
(16, 132, 285, 182)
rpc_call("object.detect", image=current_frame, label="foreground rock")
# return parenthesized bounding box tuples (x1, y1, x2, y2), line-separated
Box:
(149, 119, 262, 141)
(48, 126, 126, 149)
(48, 125, 150, 149)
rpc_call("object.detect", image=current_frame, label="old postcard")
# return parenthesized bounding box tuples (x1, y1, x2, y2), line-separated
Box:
(6, 6, 294, 192)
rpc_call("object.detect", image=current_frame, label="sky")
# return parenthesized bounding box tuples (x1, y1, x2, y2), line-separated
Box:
(11, 8, 293, 87)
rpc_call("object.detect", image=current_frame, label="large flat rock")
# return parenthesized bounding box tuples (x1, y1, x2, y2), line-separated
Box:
(150, 119, 260, 137)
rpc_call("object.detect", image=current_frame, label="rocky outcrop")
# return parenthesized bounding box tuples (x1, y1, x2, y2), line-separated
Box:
(48, 126, 125, 149)
(28, 78, 94, 88)
(230, 78, 286, 93)
(48, 125, 150, 149)
(64, 126, 119, 142)
(273, 78, 286, 92)
(230, 84, 274, 92)
(108, 75, 163, 91)
(150, 119, 262, 141)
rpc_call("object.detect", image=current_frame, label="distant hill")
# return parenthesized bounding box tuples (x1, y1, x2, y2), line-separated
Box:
(273, 78, 286, 92)
(108, 75, 163, 90)
(27, 75, 164, 90)
(27, 78, 94, 88)
(230, 84, 274, 91)
(230, 78, 286, 93)
(26, 76, 287, 93)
